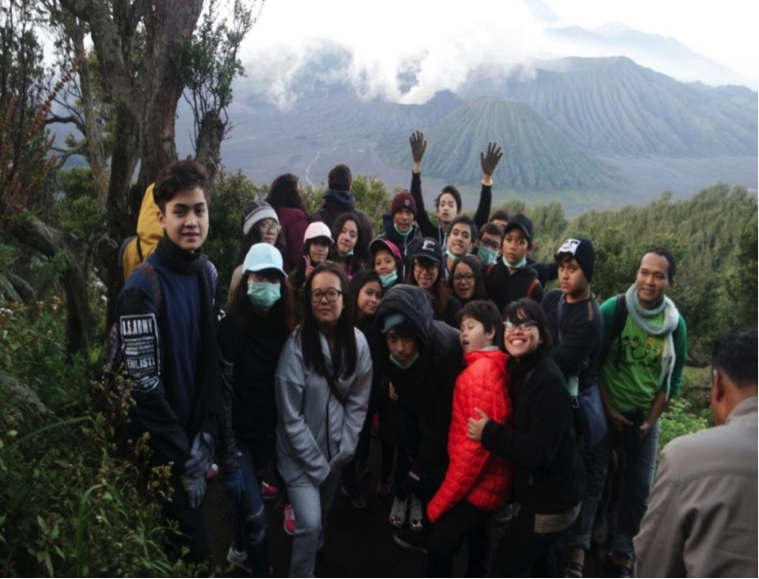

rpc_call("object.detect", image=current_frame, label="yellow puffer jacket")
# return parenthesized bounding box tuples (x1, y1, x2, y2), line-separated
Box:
(121, 183, 163, 282)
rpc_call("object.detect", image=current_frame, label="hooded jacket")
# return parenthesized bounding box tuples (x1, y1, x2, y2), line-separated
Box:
(427, 348, 513, 523)
(374, 285, 463, 495)
(309, 189, 374, 257)
(275, 205, 309, 274)
(275, 327, 373, 486)
(377, 212, 421, 282)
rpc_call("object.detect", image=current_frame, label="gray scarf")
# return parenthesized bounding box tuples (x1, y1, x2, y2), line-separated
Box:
(625, 284, 679, 398)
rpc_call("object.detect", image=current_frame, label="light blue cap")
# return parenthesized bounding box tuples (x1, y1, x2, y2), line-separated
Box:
(242, 243, 286, 277)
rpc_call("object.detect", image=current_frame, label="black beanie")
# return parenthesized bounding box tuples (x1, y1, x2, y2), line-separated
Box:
(555, 237, 595, 282)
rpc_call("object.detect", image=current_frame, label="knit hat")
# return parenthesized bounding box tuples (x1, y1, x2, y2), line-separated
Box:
(242, 243, 286, 277)
(555, 237, 595, 282)
(242, 200, 279, 236)
(369, 238, 402, 263)
(411, 237, 443, 266)
(390, 190, 417, 218)
(504, 213, 534, 243)
(303, 221, 334, 244)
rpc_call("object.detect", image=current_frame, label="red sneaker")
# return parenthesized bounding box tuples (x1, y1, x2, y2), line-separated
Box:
(260, 480, 280, 501)
(283, 503, 295, 536)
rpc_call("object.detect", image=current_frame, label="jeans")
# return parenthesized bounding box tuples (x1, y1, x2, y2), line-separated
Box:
(488, 506, 563, 577)
(286, 470, 342, 578)
(233, 444, 268, 573)
(566, 420, 660, 558)
(427, 501, 490, 578)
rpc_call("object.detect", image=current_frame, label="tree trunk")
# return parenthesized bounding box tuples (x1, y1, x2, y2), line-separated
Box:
(12, 216, 91, 357)
(194, 109, 225, 184)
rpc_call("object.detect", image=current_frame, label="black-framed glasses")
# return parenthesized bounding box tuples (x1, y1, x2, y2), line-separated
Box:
(453, 273, 475, 283)
(481, 239, 500, 251)
(259, 220, 281, 234)
(414, 260, 440, 273)
(503, 320, 538, 333)
(310, 288, 343, 304)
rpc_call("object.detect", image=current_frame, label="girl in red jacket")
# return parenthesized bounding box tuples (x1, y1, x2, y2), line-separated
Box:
(426, 300, 513, 577)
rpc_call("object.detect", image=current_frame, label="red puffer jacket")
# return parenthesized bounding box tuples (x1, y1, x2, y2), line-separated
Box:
(427, 348, 513, 523)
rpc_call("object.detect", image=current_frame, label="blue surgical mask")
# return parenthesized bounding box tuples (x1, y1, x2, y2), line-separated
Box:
(380, 271, 398, 288)
(503, 255, 527, 269)
(445, 248, 461, 264)
(478, 245, 498, 266)
(389, 351, 420, 369)
(247, 281, 281, 309)
(393, 223, 413, 238)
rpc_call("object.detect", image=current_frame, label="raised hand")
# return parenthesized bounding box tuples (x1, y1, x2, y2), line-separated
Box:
(304, 255, 314, 281)
(480, 142, 503, 177)
(410, 131, 427, 164)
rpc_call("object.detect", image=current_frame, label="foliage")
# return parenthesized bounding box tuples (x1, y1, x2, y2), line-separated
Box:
(658, 398, 711, 454)
(0, 302, 208, 577)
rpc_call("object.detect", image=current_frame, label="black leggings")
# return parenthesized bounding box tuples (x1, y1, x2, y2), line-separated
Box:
(488, 506, 561, 577)
(427, 501, 490, 578)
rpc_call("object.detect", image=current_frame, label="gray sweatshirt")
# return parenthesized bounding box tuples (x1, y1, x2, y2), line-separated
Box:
(275, 327, 372, 486)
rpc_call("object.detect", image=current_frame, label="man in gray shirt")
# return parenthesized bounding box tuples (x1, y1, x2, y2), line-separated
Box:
(634, 328, 757, 578)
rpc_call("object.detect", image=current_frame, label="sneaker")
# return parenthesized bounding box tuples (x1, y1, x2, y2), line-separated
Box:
(260, 480, 280, 501)
(389, 496, 408, 528)
(393, 528, 427, 554)
(494, 502, 514, 525)
(283, 503, 295, 536)
(206, 463, 219, 480)
(376, 475, 394, 498)
(341, 484, 368, 510)
(226, 544, 251, 573)
(409, 495, 423, 532)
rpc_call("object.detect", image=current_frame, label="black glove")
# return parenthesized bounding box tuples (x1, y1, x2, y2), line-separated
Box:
(480, 142, 503, 176)
(410, 130, 427, 163)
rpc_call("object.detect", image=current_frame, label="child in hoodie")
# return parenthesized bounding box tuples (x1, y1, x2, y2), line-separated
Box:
(426, 300, 513, 577)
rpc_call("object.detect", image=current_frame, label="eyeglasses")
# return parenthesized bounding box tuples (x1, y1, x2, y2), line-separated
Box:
(503, 320, 538, 333)
(453, 273, 475, 283)
(481, 239, 500, 251)
(310, 288, 343, 304)
(259, 220, 281, 234)
(414, 260, 439, 273)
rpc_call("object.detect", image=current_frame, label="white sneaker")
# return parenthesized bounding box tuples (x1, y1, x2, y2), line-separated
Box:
(409, 495, 423, 531)
(389, 496, 408, 528)
(226, 544, 251, 573)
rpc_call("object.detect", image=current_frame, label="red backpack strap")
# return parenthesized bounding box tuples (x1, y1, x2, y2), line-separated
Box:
(484, 262, 496, 281)
(526, 278, 540, 300)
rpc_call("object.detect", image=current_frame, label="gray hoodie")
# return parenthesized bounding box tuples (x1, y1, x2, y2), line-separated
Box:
(275, 327, 372, 486)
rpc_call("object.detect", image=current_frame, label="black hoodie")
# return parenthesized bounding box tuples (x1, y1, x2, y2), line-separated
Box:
(374, 285, 463, 496)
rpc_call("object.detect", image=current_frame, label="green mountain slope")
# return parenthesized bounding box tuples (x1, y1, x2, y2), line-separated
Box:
(377, 99, 616, 191)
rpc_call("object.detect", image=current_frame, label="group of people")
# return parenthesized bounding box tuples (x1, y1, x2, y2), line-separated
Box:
(115, 131, 757, 578)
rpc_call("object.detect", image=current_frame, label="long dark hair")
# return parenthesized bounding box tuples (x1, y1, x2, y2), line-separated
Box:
(227, 267, 295, 341)
(447, 256, 487, 304)
(407, 256, 448, 316)
(266, 173, 306, 212)
(350, 269, 382, 327)
(301, 262, 357, 379)
(231, 227, 264, 272)
(329, 212, 367, 266)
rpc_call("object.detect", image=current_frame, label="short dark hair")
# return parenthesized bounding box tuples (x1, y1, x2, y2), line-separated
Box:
(153, 160, 209, 212)
(328, 164, 352, 191)
(503, 298, 552, 352)
(301, 262, 357, 379)
(640, 247, 677, 281)
(490, 209, 510, 222)
(458, 299, 504, 349)
(449, 214, 477, 241)
(266, 173, 305, 212)
(712, 328, 758, 388)
(436, 185, 462, 213)
(478, 222, 503, 242)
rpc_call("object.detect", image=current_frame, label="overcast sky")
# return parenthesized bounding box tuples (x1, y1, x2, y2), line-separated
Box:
(237, 0, 757, 105)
